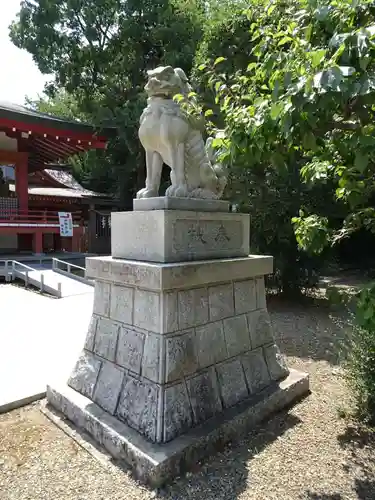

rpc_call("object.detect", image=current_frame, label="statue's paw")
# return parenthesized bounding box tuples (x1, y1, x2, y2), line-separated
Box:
(166, 184, 190, 198)
(173, 185, 190, 198)
(165, 185, 178, 197)
(136, 188, 158, 199)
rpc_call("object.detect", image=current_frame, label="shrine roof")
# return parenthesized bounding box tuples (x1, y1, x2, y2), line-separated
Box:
(8, 184, 106, 199)
(5, 164, 113, 201)
(42, 168, 111, 198)
(0, 101, 117, 171)
(0, 101, 116, 137)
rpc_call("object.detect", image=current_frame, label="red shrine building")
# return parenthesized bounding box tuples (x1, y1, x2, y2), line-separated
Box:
(0, 101, 116, 255)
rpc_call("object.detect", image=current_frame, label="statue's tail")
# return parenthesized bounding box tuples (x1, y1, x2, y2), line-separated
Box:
(213, 163, 227, 198)
(206, 137, 227, 198)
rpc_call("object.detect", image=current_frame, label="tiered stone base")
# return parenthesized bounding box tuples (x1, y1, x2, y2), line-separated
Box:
(47, 368, 308, 487)
(65, 255, 294, 445)
(46, 206, 310, 486)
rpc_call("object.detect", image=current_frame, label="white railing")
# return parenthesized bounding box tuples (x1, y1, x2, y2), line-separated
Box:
(52, 258, 93, 287)
(0, 259, 62, 297)
(10, 260, 62, 298)
(0, 260, 12, 282)
(1, 257, 93, 297)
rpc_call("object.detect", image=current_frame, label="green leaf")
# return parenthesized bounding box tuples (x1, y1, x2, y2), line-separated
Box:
(364, 305, 374, 320)
(247, 62, 257, 72)
(303, 132, 317, 151)
(310, 49, 326, 68)
(354, 152, 369, 173)
(204, 109, 213, 117)
(214, 57, 226, 66)
(278, 36, 292, 46)
(254, 97, 268, 108)
(314, 67, 345, 90)
(329, 33, 350, 48)
(198, 64, 206, 71)
(270, 103, 283, 120)
(305, 24, 313, 42)
(211, 137, 224, 149)
(174, 94, 184, 103)
(331, 43, 346, 62)
(360, 56, 371, 70)
(359, 135, 375, 147)
(271, 151, 285, 167)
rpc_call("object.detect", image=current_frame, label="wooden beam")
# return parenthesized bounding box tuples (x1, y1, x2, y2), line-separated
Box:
(0, 116, 109, 144)
(0, 150, 27, 165)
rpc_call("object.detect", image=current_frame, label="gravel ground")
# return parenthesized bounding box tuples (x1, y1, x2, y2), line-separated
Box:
(0, 296, 374, 500)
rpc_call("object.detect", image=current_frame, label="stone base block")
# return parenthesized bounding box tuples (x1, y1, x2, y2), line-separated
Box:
(86, 255, 273, 292)
(46, 369, 309, 487)
(111, 210, 250, 263)
(133, 197, 230, 213)
(76, 255, 285, 444)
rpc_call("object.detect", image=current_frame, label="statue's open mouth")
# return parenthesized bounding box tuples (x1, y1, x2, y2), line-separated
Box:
(146, 79, 179, 97)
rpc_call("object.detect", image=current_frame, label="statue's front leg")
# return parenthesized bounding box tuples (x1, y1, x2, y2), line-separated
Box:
(166, 143, 189, 198)
(137, 150, 163, 199)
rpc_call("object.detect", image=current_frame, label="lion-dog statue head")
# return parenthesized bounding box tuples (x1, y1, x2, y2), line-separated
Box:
(144, 66, 192, 98)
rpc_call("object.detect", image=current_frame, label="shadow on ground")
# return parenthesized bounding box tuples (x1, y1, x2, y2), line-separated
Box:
(268, 295, 349, 365)
(156, 411, 302, 499)
(338, 424, 375, 500)
(45, 401, 300, 500)
(304, 423, 375, 500)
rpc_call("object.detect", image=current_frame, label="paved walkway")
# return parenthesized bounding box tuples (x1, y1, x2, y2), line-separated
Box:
(0, 284, 93, 412)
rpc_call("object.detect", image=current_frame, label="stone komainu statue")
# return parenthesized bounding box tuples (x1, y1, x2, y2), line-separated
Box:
(137, 66, 227, 200)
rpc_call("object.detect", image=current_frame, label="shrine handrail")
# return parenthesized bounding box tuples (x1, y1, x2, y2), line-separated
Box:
(10, 260, 62, 298)
(0, 209, 82, 223)
(52, 257, 85, 273)
(52, 257, 93, 287)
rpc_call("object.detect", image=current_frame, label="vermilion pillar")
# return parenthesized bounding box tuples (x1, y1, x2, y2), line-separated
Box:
(33, 230, 43, 254)
(72, 228, 82, 252)
(15, 154, 29, 212)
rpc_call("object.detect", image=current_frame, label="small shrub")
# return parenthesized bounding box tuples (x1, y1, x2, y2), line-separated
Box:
(345, 284, 375, 425)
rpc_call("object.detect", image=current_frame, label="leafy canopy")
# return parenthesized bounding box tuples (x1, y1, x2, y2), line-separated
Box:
(196, 0, 375, 258)
(11, 0, 205, 206)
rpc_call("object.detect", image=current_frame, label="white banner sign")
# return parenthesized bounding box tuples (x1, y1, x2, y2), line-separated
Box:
(58, 212, 73, 237)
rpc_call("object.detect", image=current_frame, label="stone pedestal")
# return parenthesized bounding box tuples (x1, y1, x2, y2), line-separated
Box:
(47, 201, 309, 486)
(111, 209, 250, 262)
